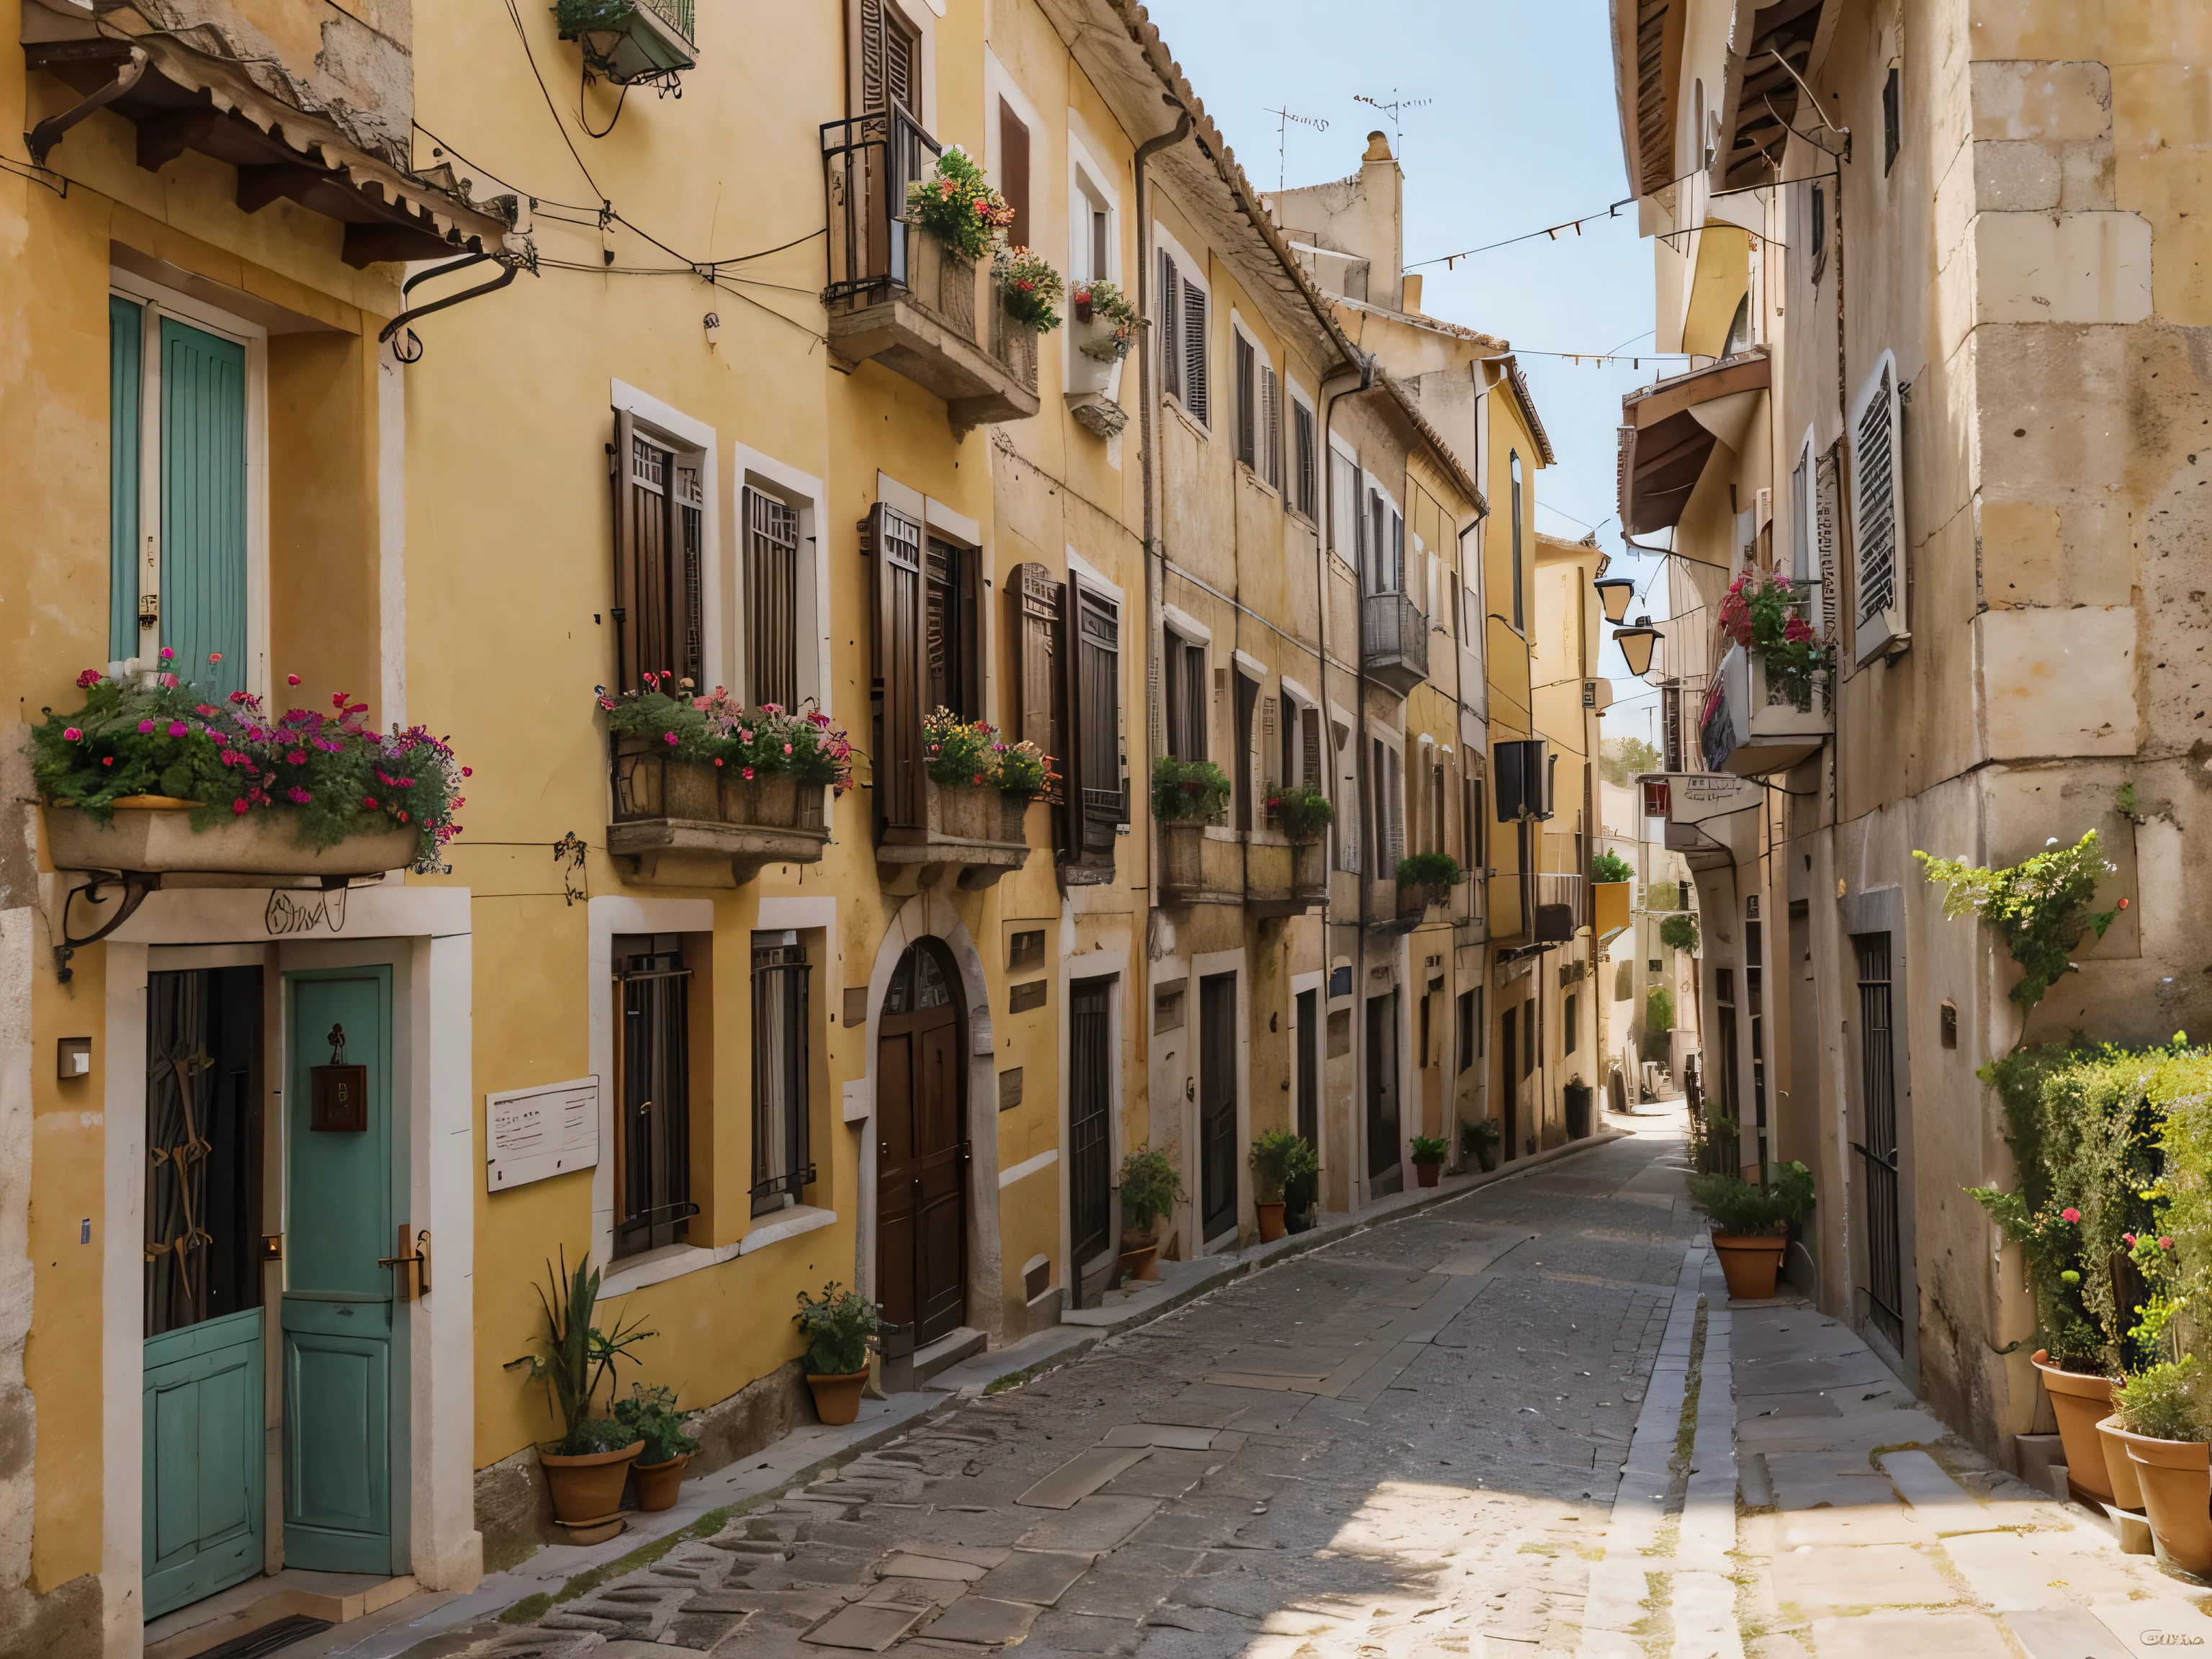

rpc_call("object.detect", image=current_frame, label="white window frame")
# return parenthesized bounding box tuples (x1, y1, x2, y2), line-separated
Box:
(731, 437, 827, 717)
(1847, 349, 1907, 664)
(1328, 435, 1360, 568)
(1154, 222, 1213, 433)
(1066, 121, 1120, 289)
(108, 268, 271, 701)
(611, 378, 724, 693)
(1278, 675, 1320, 792)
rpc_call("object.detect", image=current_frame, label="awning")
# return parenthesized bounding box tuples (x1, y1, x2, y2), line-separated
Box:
(22, 15, 513, 268)
(1616, 349, 1770, 535)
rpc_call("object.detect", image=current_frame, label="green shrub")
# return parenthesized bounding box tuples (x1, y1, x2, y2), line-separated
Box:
(1267, 783, 1335, 842)
(1645, 985, 1675, 1033)
(1395, 852, 1464, 889)
(1410, 1136, 1449, 1166)
(1248, 1130, 1318, 1204)
(2115, 1357, 2211, 1443)
(1118, 1146, 1184, 1235)
(611, 1383, 701, 1465)
(1463, 1116, 1503, 1153)
(1591, 850, 1635, 885)
(1915, 831, 2121, 1017)
(1152, 756, 1231, 824)
(1688, 1164, 1813, 1237)
(793, 1282, 885, 1377)
(1659, 914, 1700, 955)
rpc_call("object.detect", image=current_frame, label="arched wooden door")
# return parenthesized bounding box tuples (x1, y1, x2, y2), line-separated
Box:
(876, 943, 968, 1359)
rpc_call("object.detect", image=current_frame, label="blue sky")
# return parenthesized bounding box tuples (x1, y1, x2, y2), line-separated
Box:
(1141, 0, 1670, 750)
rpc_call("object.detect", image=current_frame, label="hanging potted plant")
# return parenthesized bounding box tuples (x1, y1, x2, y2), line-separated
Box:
(518, 1252, 654, 1531)
(1462, 1115, 1503, 1174)
(1410, 1135, 1449, 1189)
(611, 1383, 702, 1511)
(922, 709, 1043, 843)
(904, 146, 1015, 323)
(1117, 1146, 1184, 1280)
(1153, 756, 1231, 894)
(1249, 1130, 1317, 1242)
(2107, 1358, 2212, 1573)
(794, 1282, 886, 1427)
(1688, 1163, 1815, 1300)
(994, 245, 1066, 332)
(1068, 277, 1138, 399)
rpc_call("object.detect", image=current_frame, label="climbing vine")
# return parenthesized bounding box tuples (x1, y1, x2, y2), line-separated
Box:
(1913, 831, 2121, 1019)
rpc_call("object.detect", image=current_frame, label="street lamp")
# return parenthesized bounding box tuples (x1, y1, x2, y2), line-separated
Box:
(1614, 616, 1664, 679)
(1594, 576, 1636, 625)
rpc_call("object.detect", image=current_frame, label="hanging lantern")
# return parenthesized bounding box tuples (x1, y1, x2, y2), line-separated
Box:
(1594, 577, 1637, 624)
(1614, 619, 1664, 680)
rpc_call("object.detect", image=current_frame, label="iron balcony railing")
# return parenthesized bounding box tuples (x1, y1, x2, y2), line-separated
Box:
(822, 107, 941, 309)
(1359, 589, 1429, 679)
(637, 0, 693, 40)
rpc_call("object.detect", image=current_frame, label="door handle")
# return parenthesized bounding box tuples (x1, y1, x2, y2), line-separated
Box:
(378, 1225, 431, 1300)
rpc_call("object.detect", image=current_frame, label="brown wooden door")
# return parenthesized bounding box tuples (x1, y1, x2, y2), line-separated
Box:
(1198, 974, 1238, 1244)
(876, 945, 967, 1358)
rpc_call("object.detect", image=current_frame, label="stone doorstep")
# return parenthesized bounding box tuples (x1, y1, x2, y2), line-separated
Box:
(146, 1578, 421, 1659)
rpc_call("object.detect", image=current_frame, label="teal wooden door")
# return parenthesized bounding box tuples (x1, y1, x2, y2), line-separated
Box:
(110, 295, 143, 663)
(283, 970, 396, 1573)
(159, 316, 247, 698)
(143, 966, 266, 1622)
(144, 1312, 264, 1617)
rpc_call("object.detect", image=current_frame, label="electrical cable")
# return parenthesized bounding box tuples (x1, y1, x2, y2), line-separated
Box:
(504, 0, 604, 202)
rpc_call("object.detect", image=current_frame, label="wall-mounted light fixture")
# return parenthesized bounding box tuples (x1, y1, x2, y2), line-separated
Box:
(1594, 576, 1636, 625)
(703, 311, 721, 348)
(1614, 616, 1665, 679)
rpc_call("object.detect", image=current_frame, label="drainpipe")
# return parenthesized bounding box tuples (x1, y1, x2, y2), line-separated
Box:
(1315, 352, 1367, 1207)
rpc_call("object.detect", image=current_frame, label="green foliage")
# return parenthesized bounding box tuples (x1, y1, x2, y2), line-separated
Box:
(1152, 756, 1231, 824)
(1395, 851, 1465, 889)
(2115, 1357, 2211, 1443)
(1659, 913, 1700, 955)
(1646, 985, 1676, 1033)
(525, 1251, 655, 1455)
(1118, 1146, 1184, 1234)
(611, 1383, 700, 1465)
(1267, 783, 1335, 842)
(793, 1282, 885, 1377)
(1247, 1130, 1318, 1204)
(1688, 1107, 1741, 1177)
(601, 683, 856, 793)
(2116, 781, 2143, 819)
(1689, 1163, 1814, 1238)
(1464, 1116, 1503, 1152)
(1410, 1135, 1449, 1166)
(995, 246, 1065, 331)
(1072, 279, 1138, 360)
(1591, 849, 1635, 885)
(34, 667, 466, 865)
(554, 0, 637, 37)
(1598, 735, 1661, 789)
(1915, 832, 2121, 1018)
(905, 145, 1015, 261)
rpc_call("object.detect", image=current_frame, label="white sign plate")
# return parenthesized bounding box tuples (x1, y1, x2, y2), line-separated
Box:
(487, 1076, 599, 1192)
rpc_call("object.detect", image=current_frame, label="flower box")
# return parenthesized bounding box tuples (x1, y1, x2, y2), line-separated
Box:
(43, 798, 418, 879)
(874, 781, 1030, 892)
(612, 736, 721, 823)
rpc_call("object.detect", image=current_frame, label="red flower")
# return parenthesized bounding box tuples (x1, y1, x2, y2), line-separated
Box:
(287, 674, 301, 686)
(76, 669, 101, 688)
(2060, 1207, 2081, 1224)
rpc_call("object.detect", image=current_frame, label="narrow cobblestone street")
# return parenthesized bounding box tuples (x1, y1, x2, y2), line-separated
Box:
(379, 1124, 1697, 1659)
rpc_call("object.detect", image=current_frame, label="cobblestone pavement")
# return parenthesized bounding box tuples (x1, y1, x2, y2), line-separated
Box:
(405, 1123, 1700, 1659)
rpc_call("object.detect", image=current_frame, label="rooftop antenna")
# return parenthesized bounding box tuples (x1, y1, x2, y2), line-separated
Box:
(1353, 90, 1431, 161)
(1264, 105, 1328, 194)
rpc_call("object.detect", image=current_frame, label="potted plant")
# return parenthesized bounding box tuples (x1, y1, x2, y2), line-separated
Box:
(1462, 1115, 1502, 1174)
(519, 1252, 655, 1528)
(1410, 1135, 1449, 1189)
(1249, 1130, 1318, 1242)
(1395, 852, 1463, 921)
(34, 657, 466, 874)
(1117, 1146, 1184, 1280)
(923, 708, 1040, 842)
(994, 245, 1065, 332)
(603, 683, 855, 827)
(1284, 1155, 1321, 1234)
(793, 1282, 886, 1426)
(612, 1382, 701, 1511)
(2108, 1357, 2212, 1573)
(1716, 565, 1831, 712)
(1688, 1162, 1814, 1300)
(1266, 783, 1334, 890)
(1154, 756, 1231, 892)
(1068, 277, 1139, 399)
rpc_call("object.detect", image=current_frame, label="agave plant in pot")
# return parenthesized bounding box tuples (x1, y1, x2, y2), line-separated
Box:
(1688, 1162, 1814, 1300)
(520, 1252, 655, 1532)
(1118, 1146, 1184, 1280)
(612, 1382, 702, 1511)
(794, 1281, 886, 1426)
(1249, 1130, 1318, 1242)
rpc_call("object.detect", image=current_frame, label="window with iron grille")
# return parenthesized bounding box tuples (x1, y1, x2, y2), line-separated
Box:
(1293, 398, 1317, 518)
(611, 413, 705, 693)
(751, 937, 813, 1216)
(614, 935, 698, 1256)
(745, 485, 800, 709)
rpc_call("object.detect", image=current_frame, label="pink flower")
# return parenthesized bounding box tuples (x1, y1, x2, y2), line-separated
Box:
(167, 721, 189, 737)
(662, 732, 680, 746)
(783, 743, 793, 755)
(738, 729, 753, 743)
(742, 766, 755, 781)
(364, 796, 379, 809)
(159, 673, 179, 688)
(62, 727, 82, 741)
(2060, 1207, 2081, 1224)
(287, 674, 301, 686)
(233, 799, 249, 814)
(2126, 1233, 2137, 1246)
(158, 647, 174, 660)
(287, 786, 312, 804)
(333, 693, 349, 709)
(207, 652, 222, 664)
(76, 669, 101, 688)
(713, 757, 724, 767)
(138, 719, 156, 734)
(287, 750, 307, 765)
(2162, 1236, 2175, 1250)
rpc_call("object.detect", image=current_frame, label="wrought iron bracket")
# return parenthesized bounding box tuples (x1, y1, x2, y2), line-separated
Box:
(26, 46, 147, 168)
(55, 870, 161, 982)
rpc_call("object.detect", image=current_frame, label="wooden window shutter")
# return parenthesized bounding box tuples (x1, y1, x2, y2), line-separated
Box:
(1262, 368, 1282, 490)
(611, 415, 683, 691)
(611, 408, 640, 691)
(860, 0, 917, 113)
(868, 501, 927, 829)
(675, 459, 704, 688)
(746, 487, 800, 708)
(1391, 508, 1406, 597)
(1850, 353, 1905, 661)
(999, 99, 1031, 248)
(1385, 746, 1405, 871)
(1182, 280, 1209, 425)
(1336, 726, 1359, 873)
(1065, 584, 1122, 855)
(1158, 252, 1181, 404)
(1234, 333, 1255, 465)
(1815, 441, 1843, 640)
(1010, 562, 1061, 761)
(1301, 706, 1321, 792)
(109, 296, 143, 664)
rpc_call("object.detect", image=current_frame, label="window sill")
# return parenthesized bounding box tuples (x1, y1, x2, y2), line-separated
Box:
(600, 1204, 838, 1294)
(1162, 397, 1210, 441)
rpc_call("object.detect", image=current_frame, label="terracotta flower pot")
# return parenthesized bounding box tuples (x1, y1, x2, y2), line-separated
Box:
(631, 1452, 691, 1512)
(806, 1369, 870, 1427)
(2096, 1414, 2146, 1512)
(541, 1439, 643, 1524)
(1711, 1231, 1788, 1300)
(1414, 1162, 1442, 1188)
(2116, 1424, 2212, 1574)
(1118, 1244, 1160, 1282)
(1256, 1201, 1287, 1242)
(2031, 1350, 2118, 1505)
